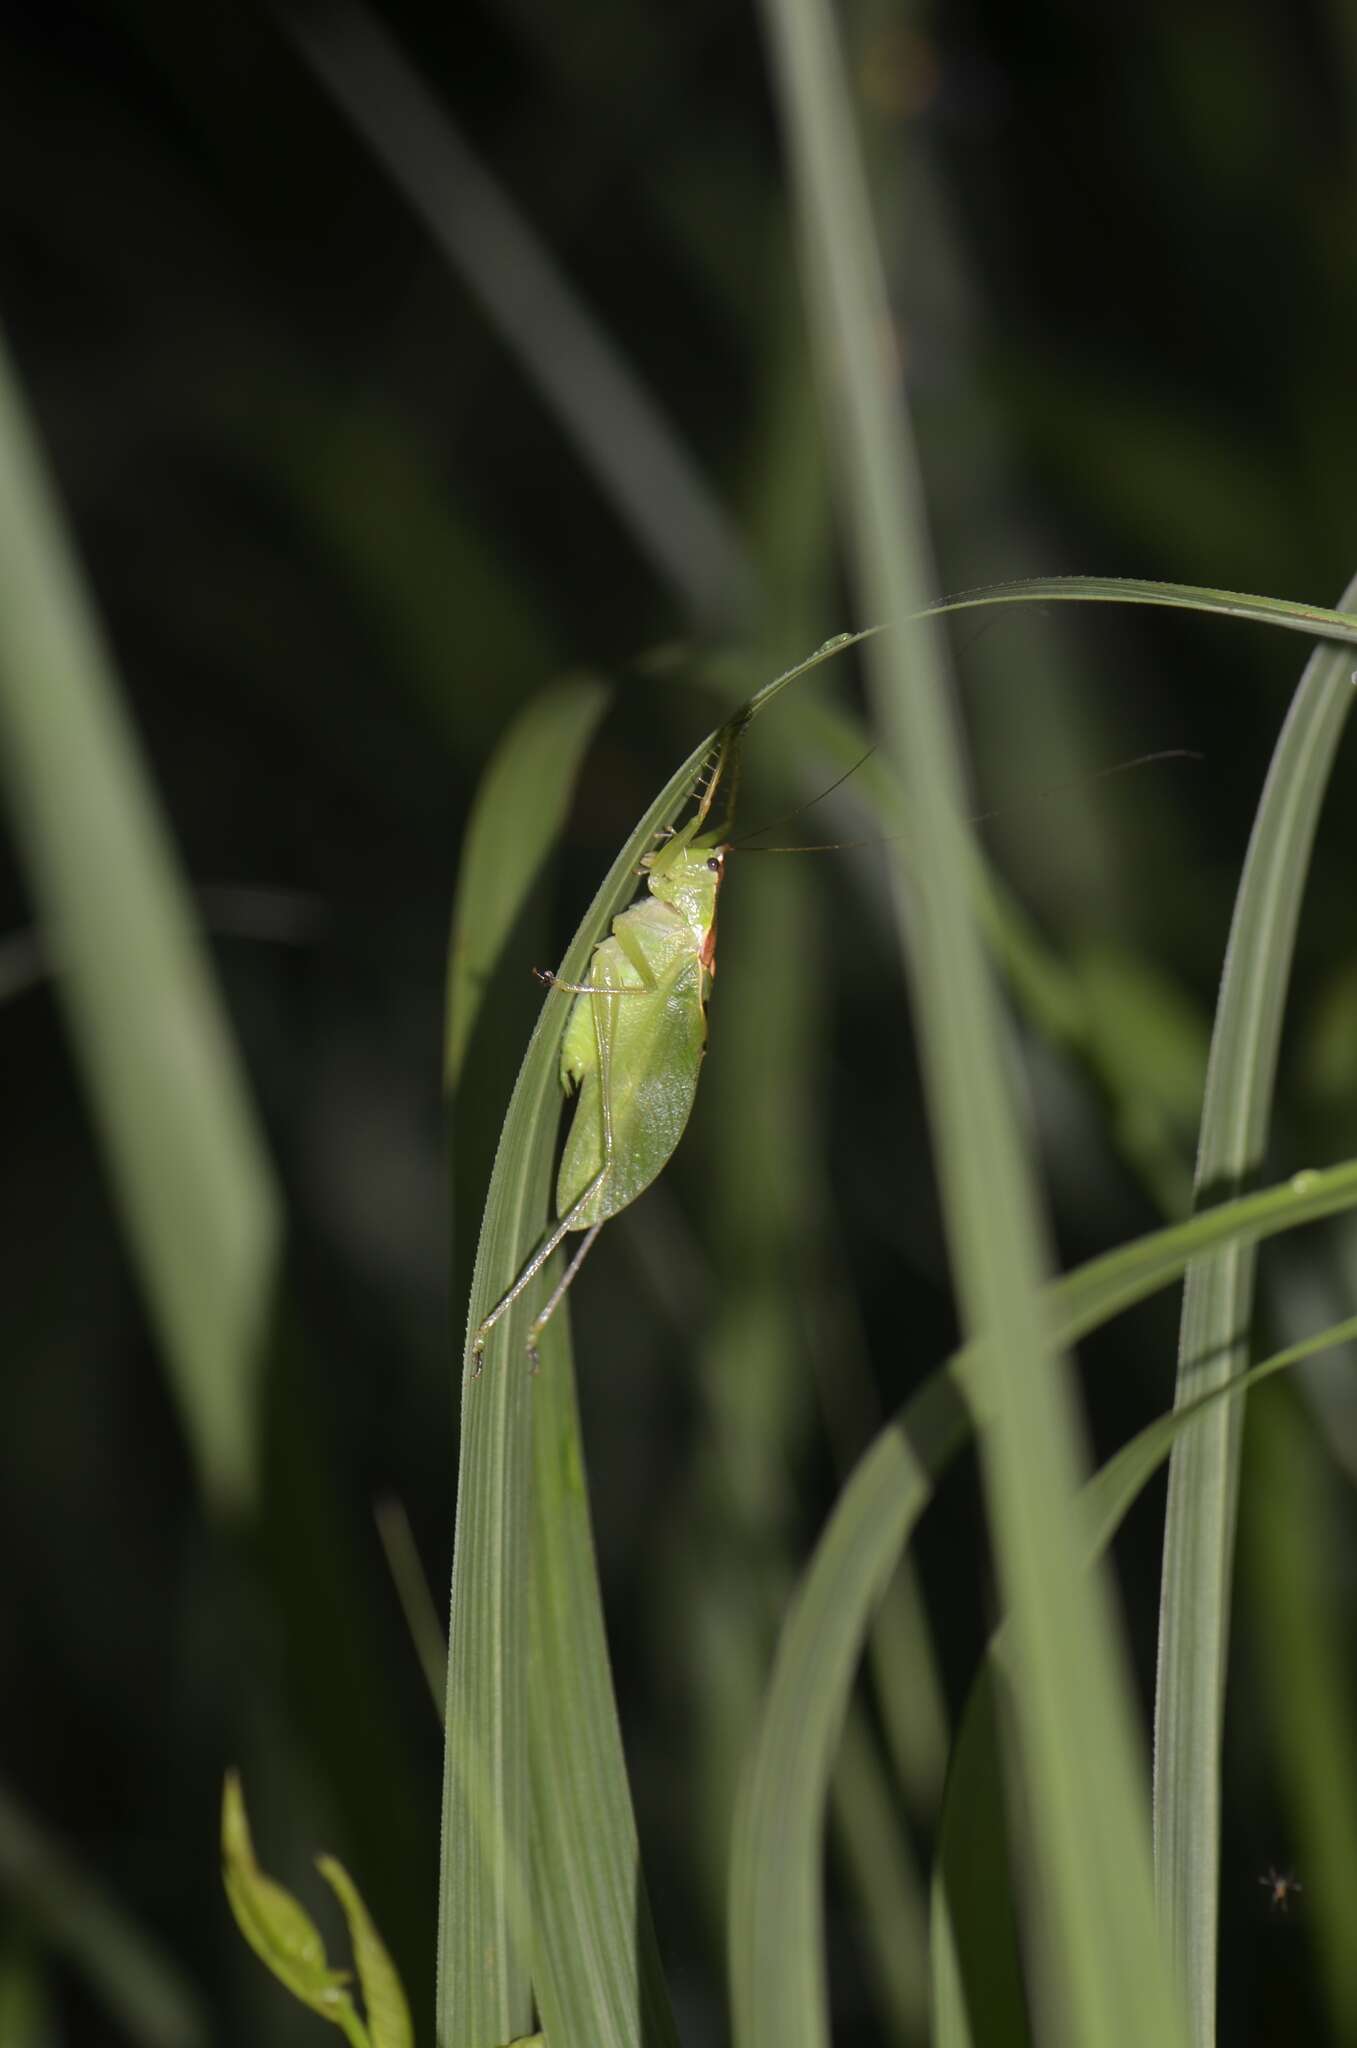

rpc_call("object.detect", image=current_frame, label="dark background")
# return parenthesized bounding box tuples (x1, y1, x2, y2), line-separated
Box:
(3, 1, 1356, 2042)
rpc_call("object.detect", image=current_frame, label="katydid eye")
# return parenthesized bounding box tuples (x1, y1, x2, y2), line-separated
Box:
(706, 855, 722, 872)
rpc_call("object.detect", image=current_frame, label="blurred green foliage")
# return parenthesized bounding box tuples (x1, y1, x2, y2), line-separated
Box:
(4, 1, 1357, 2043)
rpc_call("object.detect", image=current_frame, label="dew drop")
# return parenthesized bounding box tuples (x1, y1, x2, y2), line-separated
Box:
(1290, 1168, 1322, 1196)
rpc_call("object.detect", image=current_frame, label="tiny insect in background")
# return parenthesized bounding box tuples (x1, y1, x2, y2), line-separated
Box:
(1258, 1866, 1302, 1913)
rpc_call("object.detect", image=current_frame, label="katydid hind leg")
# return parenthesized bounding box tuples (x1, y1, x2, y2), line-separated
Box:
(470, 987, 619, 1371)
(522, 986, 619, 1368)
(526, 1224, 603, 1371)
(469, 1204, 582, 1373)
(469, 1158, 612, 1372)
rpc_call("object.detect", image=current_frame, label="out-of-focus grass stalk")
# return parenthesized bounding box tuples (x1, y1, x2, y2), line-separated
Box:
(1243, 1387, 1357, 2043)
(731, 1143, 1357, 2048)
(933, 1306, 1357, 2046)
(1152, 578, 1357, 2046)
(281, 0, 755, 630)
(752, 2, 1182, 2044)
(0, 326, 279, 1517)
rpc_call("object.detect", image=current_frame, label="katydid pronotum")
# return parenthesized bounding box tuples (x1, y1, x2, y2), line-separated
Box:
(471, 717, 747, 1371)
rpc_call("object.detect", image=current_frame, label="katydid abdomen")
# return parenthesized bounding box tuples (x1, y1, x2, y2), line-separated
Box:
(556, 911, 712, 1226)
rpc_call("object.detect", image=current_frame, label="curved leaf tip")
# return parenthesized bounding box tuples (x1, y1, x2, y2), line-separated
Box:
(222, 1771, 411, 2046)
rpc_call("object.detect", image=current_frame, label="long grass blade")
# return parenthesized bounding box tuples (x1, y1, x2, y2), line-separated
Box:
(929, 1660, 1027, 2048)
(1243, 1386, 1357, 2043)
(830, 1704, 930, 2042)
(526, 1331, 680, 2048)
(775, 577, 1357, 663)
(755, 0, 1182, 2040)
(282, 0, 755, 628)
(932, 1309, 1357, 2047)
(0, 328, 279, 1517)
(729, 1152, 1357, 2048)
(906, 573, 1357, 647)
(1152, 568, 1357, 2045)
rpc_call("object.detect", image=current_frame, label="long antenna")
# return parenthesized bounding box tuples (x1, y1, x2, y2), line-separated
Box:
(738, 748, 1203, 853)
(728, 746, 878, 848)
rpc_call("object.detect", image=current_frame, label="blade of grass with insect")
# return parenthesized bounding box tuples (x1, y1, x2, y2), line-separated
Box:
(757, 0, 1186, 2040)
(1242, 1384, 1357, 2042)
(729, 1153, 1357, 2048)
(0, 327, 279, 1519)
(438, 633, 876, 2048)
(931, 1310, 1357, 2048)
(1152, 568, 1357, 2048)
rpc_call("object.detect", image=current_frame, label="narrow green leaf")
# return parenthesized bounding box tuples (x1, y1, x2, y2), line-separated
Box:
(830, 1702, 930, 2043)
(760, 575, 1357, 669)
(317, 1856, 414, 2048)
(729, 1154, 1357, 2048)
(527, 1324, 680, 2048)
(374, 1496, 449, 1714)
(1153, 567, 1357, 2046)
(929, 1661, 1027, 2048)
(909, 573, 1357, 649)
(1243, 1385, 1357, 2044)
(755, 0, 1182, 2040)
(933, 1312, 1357, 2048)
(283, 4, 755, 629)
(445, 678, 610, 1091)
(0, 328, 279, 1518)
(220, 1775, 360, 2037)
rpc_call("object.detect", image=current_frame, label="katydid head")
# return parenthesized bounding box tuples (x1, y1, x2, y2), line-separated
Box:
(642, 817, 728, 930)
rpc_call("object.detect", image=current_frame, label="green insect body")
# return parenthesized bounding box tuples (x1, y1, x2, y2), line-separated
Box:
(554, 819, 725, 1225)
(471, 731, 739, 1370)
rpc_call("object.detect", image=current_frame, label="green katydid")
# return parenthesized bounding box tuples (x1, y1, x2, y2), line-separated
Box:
(468, 706, 1196, 1371)
(471, 715, 749, 1371)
